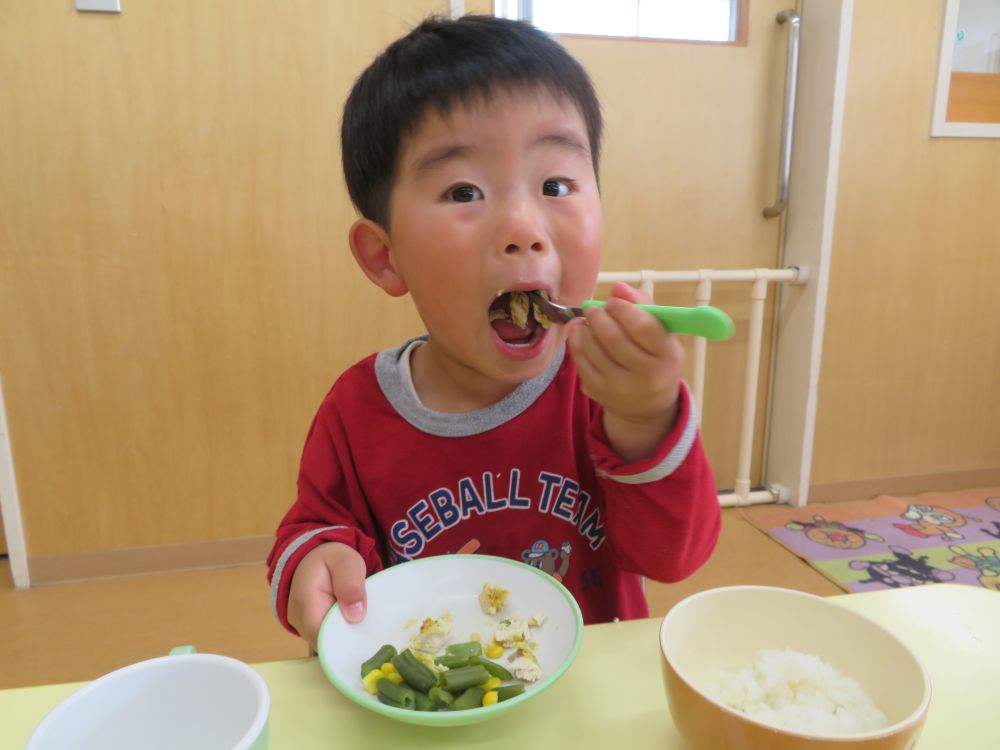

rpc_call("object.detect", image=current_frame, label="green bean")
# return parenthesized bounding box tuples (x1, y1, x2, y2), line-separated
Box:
(444, 640, 483, 658)
(390, 649, 439, 693)
(428, 686, 454, 707)
(376, 678, 416, 709)
(413, 691, 436, 712)
(439, 664, 491, 693)
(433, 653, 469, 669)
(360, 644, 398, 678)
(448, 686, 485, 711)
(469, 655, 514, 681)
(496, 684, 525, 701)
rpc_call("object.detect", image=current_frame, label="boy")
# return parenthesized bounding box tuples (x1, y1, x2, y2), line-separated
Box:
(268, 14, 721, 650)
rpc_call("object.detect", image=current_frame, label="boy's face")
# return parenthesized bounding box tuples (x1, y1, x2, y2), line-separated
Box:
(383, 87, 603, 401)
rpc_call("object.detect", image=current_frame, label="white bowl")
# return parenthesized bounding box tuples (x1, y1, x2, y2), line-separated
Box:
(27, 650, 269, 750)
(317, 554, 583, 726)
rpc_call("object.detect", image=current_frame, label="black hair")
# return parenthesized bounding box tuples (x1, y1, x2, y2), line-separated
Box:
(341, 14, 603, 227)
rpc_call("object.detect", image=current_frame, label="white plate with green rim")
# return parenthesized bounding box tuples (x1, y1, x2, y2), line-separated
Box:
(317, 554, 584, 727)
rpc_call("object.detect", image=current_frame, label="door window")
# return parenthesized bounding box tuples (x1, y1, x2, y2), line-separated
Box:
(494, 0, 744, 43)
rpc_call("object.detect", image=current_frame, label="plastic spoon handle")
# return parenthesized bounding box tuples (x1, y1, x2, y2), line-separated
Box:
(581, 301, 735, 341)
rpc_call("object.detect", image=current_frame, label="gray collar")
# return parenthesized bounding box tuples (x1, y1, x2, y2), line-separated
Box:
(374, 336, 565, 436)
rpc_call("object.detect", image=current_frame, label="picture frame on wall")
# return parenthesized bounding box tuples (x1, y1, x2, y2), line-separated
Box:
(931, 0, 1000, 138)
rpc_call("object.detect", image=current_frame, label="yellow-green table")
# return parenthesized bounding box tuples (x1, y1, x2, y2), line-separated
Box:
(2, 585, 996, 748)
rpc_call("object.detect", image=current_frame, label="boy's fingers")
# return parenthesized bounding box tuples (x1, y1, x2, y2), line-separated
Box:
(327, 552, 368, 624)
(567, 323, 601, 391)
(288, 543, 369, 649)
(586, 301, 658, 368)
(606, 282, 676, 356)
(295, 591, 336, 650)
(582, 305, 629, 368)
(609, 281, 650, 304)
(601, 297, 672, 359)
(568, 317, 617, 385)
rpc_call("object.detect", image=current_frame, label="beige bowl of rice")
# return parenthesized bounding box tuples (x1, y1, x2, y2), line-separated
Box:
(659, 586, 930, 750)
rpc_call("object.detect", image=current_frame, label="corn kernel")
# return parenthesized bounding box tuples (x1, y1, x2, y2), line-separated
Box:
(362, 668, 384, 695)
(382, 671, 404, 685)
(480, 676, 502, 691)
(486, 641, 505, 659)
(482, 690, 499, 707)
(380, 662, 397, 675)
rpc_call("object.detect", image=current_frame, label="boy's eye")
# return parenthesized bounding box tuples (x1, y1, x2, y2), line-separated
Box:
(448, 185, 483, 202)
(542, 179, 572, 197)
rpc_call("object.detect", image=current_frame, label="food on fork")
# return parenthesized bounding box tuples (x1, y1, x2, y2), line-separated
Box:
(488, 290, 554, 331)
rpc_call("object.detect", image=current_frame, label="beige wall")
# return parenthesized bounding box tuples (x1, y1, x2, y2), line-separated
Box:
(1, 0, 788, 564)
(812, 0, 1000, 490)
(0, 1, 437, 558)
(4, 0, 996, 567)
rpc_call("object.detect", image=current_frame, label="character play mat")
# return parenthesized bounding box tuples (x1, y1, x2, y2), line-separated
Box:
(742, 487, 1000, 593)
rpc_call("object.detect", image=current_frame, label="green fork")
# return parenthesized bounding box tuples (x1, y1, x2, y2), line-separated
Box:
(530, 292, 735, 341)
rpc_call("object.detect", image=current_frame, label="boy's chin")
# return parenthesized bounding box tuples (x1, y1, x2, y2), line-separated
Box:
(490, 324, 561, 364)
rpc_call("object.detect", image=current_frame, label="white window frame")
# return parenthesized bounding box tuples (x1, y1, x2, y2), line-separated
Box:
(495, 0, 743, 44)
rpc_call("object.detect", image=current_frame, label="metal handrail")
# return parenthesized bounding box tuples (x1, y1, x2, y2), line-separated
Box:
(763, 9, 801, 219)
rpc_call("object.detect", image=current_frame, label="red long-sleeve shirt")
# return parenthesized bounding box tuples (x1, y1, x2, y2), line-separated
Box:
(268, 339, 720, 631)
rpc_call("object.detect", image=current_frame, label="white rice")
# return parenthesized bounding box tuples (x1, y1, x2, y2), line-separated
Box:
(703, 648, 888, 735)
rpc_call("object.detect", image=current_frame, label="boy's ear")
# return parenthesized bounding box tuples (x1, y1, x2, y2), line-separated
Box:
(348, 218, 408, 297)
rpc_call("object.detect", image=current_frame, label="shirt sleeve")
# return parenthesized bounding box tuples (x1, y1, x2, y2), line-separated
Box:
(266, 402, 385, 635)
(586, 380, 722, 582)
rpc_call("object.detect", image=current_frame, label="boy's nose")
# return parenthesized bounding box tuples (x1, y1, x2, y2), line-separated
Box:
(504, 238, 545, 254)
(499, 195, 548, 255)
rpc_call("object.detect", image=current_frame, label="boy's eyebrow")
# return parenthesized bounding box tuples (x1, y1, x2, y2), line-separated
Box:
(411, 145, 474, 175)
(411, 131, 591, 175)
(533, 131, 591, 158)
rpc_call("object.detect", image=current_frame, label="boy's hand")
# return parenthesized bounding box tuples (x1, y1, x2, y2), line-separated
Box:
(287, 542, 368, 651)
(567, 281, 684, 463)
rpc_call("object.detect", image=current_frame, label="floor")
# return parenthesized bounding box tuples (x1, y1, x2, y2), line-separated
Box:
(0, 508, 842, 692)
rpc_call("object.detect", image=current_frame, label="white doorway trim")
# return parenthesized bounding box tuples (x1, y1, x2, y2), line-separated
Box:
(0, 373, 30, 588)
(764, 0, 854, 506)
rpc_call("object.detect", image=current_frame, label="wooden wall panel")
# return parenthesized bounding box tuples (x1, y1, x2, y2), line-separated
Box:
(2, 0, 787, 562)
(0, 1, 437, 557)
(813, 0, 1000, 487)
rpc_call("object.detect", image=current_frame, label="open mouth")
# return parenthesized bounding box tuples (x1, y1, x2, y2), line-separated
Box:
(488, 290, 554, 345)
